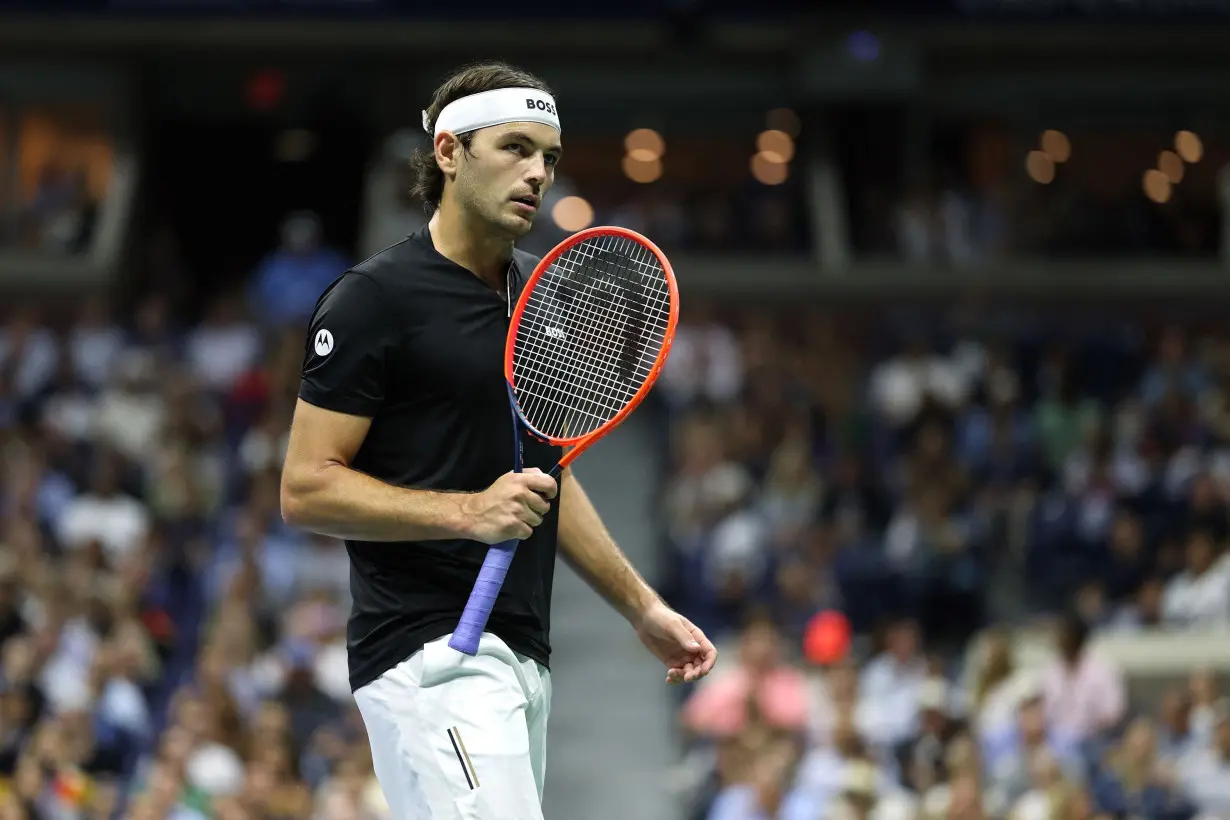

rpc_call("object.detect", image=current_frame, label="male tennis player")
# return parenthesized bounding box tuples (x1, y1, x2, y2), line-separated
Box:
(280, 61, 717, 819)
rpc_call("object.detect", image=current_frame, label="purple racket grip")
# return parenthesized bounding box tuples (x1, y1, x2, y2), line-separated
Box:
(449, 539, 517, 655)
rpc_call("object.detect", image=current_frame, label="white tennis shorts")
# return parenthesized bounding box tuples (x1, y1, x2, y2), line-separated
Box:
(353, 632, 552, 820)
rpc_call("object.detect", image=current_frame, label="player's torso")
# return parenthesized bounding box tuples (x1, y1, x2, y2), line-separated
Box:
(341, 231, 560, 685)
(349, 234, 560, 492)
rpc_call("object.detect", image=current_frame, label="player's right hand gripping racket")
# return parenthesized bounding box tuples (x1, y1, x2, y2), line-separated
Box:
(449, 226, 679, 656)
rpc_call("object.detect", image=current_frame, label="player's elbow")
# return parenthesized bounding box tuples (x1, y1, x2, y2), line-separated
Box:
(280, 462, 330, 530)
(280, 474, 309, 529)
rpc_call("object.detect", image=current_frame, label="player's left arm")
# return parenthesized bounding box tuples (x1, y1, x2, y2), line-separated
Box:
(557, 467, 717, 684)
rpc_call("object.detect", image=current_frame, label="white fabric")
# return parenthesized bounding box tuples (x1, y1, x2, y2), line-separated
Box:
(869, 355, 969, 425)
(56, 493, 151, 560)
(186, 323, 262, 391)
(428, 88, 561, 138)
(354, 632, 552, 820)
(1163, 554, 1230, 628)
(187, 743, 246, 796)
(1177, 747, 1230, 816)
(859, 655, 928, 748)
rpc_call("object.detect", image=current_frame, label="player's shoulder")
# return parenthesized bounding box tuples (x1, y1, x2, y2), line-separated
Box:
(511, 246, 543, 287)
(351, 230, 432, 284)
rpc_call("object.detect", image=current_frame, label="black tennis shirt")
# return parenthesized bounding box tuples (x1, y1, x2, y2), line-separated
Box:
(298, 226, 562, 692)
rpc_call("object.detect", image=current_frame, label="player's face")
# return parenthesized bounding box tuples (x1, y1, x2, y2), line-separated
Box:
(456, 122, 561, 238)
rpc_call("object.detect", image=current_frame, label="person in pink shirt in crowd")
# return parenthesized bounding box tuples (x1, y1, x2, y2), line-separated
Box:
(1041, 612, 1127, 742)
(682, 614, 809, 739)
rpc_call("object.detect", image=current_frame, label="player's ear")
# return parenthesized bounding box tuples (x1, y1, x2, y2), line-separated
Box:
(435, 132, 461, 177)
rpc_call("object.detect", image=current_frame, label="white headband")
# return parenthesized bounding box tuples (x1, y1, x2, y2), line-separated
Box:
(424, 87, 561, 139)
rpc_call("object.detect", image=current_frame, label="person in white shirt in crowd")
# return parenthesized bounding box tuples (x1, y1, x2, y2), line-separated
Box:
(659, 301, 744, 410)
(869, 337, 970, 429)
(1188, 669, 1223, 745)
(1162, 530, 1230, 628)
(785, 717, 903, 820)
(184, 291, 263, 393)
(1176, 701, 1230, 817)
(1155, 687, 1199, 765)
(56, 450, 150, 564)
(859, 619, 929, 751)
(93, 349, 167, 466)
(1040, 613, 1126, 744)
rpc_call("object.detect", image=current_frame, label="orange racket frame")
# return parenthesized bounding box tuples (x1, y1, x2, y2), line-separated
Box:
(503, 224, 680, 472)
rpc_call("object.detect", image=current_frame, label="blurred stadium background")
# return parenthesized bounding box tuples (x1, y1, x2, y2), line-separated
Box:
(3, 1, 1230, 819)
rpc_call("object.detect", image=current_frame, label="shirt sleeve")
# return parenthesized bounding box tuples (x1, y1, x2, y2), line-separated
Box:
(298, 272, 392, 418)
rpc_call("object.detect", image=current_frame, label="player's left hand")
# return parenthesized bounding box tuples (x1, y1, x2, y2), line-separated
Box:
(634, 603, 718, 685)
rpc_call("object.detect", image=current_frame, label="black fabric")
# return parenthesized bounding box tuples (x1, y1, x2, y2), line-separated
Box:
(299, 226, 561, 692)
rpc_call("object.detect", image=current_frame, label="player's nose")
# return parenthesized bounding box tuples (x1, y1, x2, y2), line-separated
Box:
(524, 157, 547, 188)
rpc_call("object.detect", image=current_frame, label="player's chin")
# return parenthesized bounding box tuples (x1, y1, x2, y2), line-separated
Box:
(500, 210, 537, 236)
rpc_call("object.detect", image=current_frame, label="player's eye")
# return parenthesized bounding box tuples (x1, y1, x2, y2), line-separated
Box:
(545, 154, 560, 167)
(505, 143, 526, 155)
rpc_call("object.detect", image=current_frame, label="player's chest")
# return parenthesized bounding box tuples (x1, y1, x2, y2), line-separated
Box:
(393, 295, 512, 399)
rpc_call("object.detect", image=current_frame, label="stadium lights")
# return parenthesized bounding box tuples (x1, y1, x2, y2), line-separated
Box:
(1143, 169, 1172, 203)
(1175, 131, 1203, 164)
(1040, 130, 1071, 163)
(551, 196, 594, 232)
(622, 154, 663, 184)
(751, 153, 789, 185)
(624, 129, 665, 162)
(756, 130, 795, 164)
(1158, 150, 1184, 184)
(1025, 150, 1055, 184)
(622, 129, 664, 183)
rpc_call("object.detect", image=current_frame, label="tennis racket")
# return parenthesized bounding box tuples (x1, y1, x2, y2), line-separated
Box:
(449, 225, 679, 656)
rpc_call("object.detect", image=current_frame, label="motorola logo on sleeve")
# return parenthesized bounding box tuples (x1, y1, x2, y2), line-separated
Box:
(315, 329, 334, 357)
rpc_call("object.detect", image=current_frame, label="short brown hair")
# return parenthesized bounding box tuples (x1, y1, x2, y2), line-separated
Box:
(409, 61, 554, 215)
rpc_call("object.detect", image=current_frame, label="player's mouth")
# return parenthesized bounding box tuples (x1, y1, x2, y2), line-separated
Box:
(510, 194, 540, 215)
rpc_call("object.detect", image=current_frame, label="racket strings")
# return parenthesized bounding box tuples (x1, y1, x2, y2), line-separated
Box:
(512, 233, 672, 440)
(517, 244, 659, 432)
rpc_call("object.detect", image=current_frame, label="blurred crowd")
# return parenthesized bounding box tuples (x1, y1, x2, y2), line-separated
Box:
(0, 213, 393, 818)
(658, 306, 1230, 819)
(850, 174, 1222, 264)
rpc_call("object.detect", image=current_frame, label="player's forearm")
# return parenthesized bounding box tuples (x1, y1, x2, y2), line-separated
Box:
(281, 461, 468, 542)
(557, 469, 660, 624)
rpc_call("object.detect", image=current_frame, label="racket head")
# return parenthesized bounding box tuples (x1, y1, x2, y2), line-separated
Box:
(504, 225, 679, 455)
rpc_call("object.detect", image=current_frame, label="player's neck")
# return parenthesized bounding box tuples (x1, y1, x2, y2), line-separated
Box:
(428, 207, 514, 291)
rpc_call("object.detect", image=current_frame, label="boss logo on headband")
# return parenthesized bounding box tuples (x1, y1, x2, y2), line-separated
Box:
(527, 99, 557, 116)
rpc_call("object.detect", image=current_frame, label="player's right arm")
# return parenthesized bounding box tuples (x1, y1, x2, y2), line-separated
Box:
(280, 272, 556, 544)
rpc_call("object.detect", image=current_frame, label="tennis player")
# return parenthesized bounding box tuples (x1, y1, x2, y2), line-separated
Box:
(280, 61, 717, 819)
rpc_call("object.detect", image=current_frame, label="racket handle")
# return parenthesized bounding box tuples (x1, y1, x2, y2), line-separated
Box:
(449, 539, 518, 656)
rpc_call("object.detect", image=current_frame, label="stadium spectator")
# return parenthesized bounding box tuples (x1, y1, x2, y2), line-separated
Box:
(682, 615, 808, 741)
(1176, 701, 1230, 816)
(247, 211, 348, 329)
(1161, 530, 1230, 627)
(1040, 614, 1126, 743)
